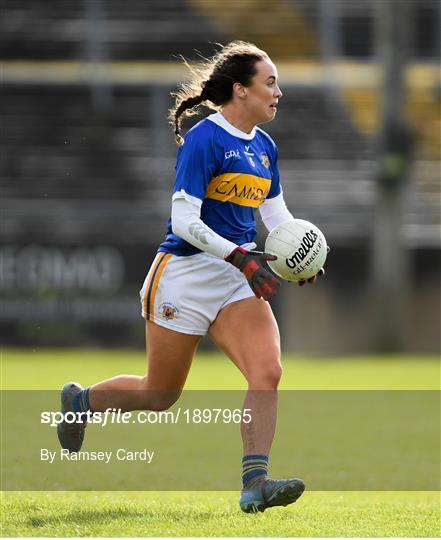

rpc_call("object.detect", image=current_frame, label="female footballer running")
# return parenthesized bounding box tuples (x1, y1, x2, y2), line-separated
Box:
(58, 41, 323, 513)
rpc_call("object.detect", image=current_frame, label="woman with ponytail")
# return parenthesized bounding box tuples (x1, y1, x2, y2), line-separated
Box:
(57, 41, 323, 513)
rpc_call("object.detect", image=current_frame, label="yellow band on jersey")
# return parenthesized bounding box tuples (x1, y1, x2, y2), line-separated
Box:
(205, 173, 271, 208)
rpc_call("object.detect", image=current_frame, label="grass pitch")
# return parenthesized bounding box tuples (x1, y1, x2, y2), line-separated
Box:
(3, 491, 439, 537)
(2, 348, 439, 390)
(1, 348, 440, 537)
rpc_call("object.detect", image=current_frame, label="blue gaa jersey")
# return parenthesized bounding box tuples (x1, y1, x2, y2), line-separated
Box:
(158, 112, 282, 256)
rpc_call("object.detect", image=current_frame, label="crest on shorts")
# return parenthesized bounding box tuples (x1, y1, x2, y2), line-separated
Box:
(159, 302, 179, 320)
(260, 153, 270, 168)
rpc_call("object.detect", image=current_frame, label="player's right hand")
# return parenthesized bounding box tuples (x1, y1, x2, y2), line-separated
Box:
(298, 244, 329, 286)
(225, 246, 280, 301)
(297, 267, 325, 286)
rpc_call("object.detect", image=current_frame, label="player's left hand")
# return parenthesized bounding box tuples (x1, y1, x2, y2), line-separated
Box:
(225, 246, 280, 301)
(298, 267, 325, 287)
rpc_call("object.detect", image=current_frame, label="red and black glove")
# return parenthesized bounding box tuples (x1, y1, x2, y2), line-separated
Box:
(225, 247, 280, 301)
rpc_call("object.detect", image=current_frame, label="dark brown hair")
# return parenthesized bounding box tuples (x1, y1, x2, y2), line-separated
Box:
(169, 41, 269, 145)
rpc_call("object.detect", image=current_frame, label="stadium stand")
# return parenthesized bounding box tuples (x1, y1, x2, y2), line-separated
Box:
(0, 0, 225, 60)
(2, 78, 439, 246)
(1, 0, 439, 348)
(1, 0, 438, 61)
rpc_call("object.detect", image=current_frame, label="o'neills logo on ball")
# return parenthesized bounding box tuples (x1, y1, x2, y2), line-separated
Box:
(285, 230, 318, 269)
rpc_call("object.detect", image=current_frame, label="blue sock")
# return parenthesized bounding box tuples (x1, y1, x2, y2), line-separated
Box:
(242, 454, 268, 488)
(72, 388, 92, 413)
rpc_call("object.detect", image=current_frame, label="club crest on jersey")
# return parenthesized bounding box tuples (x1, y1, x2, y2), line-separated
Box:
(159, 302, 179, 321)
(260, 153, 270, 168)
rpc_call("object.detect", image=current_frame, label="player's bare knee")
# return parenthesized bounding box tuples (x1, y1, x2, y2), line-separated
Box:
(263, 363, 283, 388)
(248, 359, 282, 389)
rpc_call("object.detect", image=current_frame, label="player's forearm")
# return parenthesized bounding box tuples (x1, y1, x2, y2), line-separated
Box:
(259, 192, 294, 231)
(171, 197, 237, 259)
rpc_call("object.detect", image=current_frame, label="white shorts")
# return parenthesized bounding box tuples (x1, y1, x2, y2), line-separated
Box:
(139, 250, 255, 335)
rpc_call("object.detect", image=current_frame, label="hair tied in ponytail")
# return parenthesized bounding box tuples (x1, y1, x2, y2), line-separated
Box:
(174, 128, 185, 146)
(168, 41, 268, 144)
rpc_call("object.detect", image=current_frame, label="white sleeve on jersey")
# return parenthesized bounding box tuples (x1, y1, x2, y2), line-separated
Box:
(259, 192, 294, 232)
(171, 197, 238, 259)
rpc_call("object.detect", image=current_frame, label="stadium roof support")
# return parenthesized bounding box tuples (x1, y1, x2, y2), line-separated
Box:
(372, 0, 413, 351)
